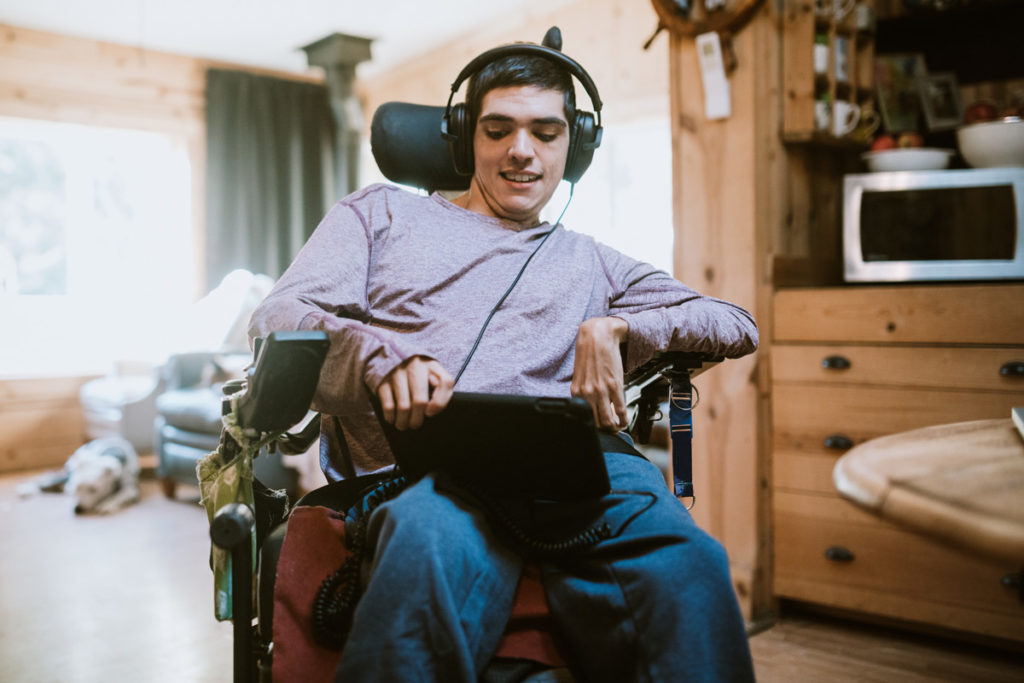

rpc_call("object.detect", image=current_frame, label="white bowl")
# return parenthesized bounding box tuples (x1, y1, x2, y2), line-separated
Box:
(957, 117, 1024, 168)
(861, 148, 955, 172)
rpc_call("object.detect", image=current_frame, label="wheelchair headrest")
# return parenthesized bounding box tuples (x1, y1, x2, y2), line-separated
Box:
(370, 102, 470, 193)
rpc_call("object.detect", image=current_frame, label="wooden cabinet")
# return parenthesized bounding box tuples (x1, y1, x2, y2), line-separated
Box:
(783, 0, 876, 142)
(771, 283, 1024, 644)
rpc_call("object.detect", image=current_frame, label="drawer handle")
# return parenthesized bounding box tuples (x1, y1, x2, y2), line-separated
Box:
(822, 355, 851, 370)
(825, 546, 855, 563)
(824, 434, 853, 450)
(999, 361, 1024, 378)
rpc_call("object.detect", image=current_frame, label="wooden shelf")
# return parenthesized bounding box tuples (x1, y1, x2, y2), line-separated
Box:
(782, 0, 877, 142)
(780, 131, 869, 150)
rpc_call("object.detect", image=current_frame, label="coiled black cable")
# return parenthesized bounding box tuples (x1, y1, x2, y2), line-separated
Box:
(311, 472, 408, 649)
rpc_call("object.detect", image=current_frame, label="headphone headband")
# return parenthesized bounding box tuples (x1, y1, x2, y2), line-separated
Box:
(445, 43, 603, 125)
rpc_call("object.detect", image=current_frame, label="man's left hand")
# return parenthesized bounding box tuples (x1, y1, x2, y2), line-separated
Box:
(571, 316, 629, 433)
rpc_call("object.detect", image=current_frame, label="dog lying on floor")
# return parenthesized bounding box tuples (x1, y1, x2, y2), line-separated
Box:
(16, 437, 141, 513)
(57, 437, 141, 514)
(63, 437, 141, 514)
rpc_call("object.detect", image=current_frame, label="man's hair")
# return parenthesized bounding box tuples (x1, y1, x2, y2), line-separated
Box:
(465, 53, 576, 129)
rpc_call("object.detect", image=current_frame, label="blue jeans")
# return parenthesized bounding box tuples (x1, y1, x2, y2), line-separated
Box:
(334, 447, 755, 682)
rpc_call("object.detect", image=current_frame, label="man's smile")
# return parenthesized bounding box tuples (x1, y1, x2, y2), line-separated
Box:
(501, 171, 541, 183)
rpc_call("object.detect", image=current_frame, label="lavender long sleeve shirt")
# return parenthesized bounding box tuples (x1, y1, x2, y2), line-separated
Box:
(249, 184, 758, 480)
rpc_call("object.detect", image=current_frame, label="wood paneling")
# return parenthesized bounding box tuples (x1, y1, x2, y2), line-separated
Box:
(359, 0, 670, 128)
(0, 24, 205, 134)
(669, 4, 780, 619)
(0, 376, 96, 472)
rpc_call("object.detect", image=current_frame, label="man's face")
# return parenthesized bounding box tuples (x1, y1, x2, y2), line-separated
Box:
(464, 85, 569, 226)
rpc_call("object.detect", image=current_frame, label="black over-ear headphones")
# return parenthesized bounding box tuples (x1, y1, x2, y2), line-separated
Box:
(441, 42, 603, 185)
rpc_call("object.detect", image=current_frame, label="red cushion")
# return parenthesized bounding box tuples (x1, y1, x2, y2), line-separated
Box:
(271, 505, 565, 682)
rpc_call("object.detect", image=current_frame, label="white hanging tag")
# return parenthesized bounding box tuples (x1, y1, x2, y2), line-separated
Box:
(695, 31, 731, 120)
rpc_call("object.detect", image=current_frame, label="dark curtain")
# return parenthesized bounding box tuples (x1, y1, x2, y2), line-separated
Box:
(205, 69, 336, 288)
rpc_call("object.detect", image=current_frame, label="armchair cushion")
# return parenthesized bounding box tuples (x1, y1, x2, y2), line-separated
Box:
(156, 387, 224, 434)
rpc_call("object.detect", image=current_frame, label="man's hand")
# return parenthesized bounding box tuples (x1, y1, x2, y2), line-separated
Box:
(571, 317, 629, 433)
(377, 356, 454, 430)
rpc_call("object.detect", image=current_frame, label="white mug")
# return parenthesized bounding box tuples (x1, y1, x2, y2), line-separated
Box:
(815, 99, 831, 132)
(832, 100, 861, 137)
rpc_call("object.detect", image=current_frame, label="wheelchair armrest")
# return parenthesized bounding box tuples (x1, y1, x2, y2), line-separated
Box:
(230, 331, 330, 434)
(624, 351, 722, 402)
(624, 351, 722, 446)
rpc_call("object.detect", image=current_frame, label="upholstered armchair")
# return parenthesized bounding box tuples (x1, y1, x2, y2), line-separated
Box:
(154, 350, 302, 500)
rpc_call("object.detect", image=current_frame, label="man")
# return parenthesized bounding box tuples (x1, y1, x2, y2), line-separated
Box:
(250, 45, 757, 682)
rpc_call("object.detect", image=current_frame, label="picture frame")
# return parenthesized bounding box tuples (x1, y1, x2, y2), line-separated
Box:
(874, 53, 927, 134)
(917, 72, 963, 131)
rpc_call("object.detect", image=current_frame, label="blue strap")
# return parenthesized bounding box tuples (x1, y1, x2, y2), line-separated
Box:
(669, 373, 694, 500)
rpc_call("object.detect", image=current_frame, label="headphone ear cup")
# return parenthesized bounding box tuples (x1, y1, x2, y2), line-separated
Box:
(445, 103, 475, 176)
(563, 110, 599, 184)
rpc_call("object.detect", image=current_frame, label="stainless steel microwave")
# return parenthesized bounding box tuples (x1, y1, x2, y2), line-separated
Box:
(843, 167, 1024, 282)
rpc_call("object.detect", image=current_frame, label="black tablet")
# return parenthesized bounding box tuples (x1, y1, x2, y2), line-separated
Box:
(375, 392, 610, 501)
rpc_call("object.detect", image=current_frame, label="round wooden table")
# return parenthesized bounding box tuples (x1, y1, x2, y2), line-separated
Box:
(833, 418, 1024, 567)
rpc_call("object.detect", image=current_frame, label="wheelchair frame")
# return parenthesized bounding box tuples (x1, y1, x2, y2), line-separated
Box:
(209, 331, 720, 682)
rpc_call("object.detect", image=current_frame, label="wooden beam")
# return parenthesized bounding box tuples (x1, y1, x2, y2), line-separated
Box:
(668, 4, 780, 620)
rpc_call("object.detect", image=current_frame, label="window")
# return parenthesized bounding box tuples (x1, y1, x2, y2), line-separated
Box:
(0, 117, 193, 376)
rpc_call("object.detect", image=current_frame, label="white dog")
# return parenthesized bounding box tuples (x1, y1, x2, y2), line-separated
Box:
(64, 437, 141, 514)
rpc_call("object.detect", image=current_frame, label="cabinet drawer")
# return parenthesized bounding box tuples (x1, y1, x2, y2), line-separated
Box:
(772, 345, 1024, 392)
(772, 383, 1024, 493)
(774, 284, 1024, 344)
(774, 492, 1024, 643)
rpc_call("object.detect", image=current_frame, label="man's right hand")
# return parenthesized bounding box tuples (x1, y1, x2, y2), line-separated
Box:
(376, 356, 454, 430)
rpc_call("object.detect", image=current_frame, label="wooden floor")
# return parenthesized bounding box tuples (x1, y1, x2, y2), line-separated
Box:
(1, 468, 1022, 682)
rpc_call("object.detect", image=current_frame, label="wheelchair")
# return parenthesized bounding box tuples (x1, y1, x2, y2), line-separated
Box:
(204, 101, 724, 683)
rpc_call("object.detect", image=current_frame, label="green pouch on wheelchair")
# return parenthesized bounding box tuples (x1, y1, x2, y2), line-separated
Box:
(197, 412, 258, 621)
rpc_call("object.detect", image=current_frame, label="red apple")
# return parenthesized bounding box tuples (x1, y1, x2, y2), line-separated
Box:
(897, 132, 924, 148)
(964, 100, 999, 124)
(870, 134, 896, 151)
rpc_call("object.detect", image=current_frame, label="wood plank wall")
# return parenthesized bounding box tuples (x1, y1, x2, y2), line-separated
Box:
(0, 376, 97, 472)
(359, 0, 670, 128)
(668, 4, 783, 622)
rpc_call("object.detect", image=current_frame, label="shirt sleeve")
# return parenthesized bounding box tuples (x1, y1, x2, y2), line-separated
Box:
(247, 191, 429, 414)
(595, 243, 759, 370)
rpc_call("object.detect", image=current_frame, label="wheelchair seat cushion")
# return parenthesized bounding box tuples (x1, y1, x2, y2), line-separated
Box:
(272, 505, 565, 682)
